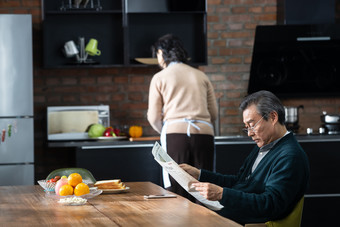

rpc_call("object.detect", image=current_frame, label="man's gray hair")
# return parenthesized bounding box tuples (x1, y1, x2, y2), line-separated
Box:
(239, 90, 285, 125)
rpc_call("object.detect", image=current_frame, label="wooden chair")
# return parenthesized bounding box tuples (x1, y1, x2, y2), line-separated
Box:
(245, 196, 304, 227)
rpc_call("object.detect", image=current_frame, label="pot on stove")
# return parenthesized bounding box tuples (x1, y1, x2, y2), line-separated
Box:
(284, 105, 304, 124)
(320, 111, 340, 134)
(321, 111, 340, 124)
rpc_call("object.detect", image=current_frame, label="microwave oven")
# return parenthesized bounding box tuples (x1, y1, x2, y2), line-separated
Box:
(47, 105, 110, 141)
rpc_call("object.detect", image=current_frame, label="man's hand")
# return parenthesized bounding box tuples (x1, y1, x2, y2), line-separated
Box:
(179, 163, 200, 180)
(191, 182, 223, 201)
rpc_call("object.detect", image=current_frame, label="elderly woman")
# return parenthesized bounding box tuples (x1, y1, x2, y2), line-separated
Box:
(147, 34, 218, 200)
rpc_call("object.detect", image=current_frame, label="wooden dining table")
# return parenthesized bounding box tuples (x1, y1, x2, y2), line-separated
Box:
(0, 181, 242, 227)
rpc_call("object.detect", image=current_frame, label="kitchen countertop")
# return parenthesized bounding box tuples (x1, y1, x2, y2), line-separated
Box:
(215, 134, 340, 144)
(48, 134, 340, 148)
(48, 139, 157, 148)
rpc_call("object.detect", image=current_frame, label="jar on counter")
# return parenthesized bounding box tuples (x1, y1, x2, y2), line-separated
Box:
(319, 127, 326, 134)
(306, 128, 313, 134)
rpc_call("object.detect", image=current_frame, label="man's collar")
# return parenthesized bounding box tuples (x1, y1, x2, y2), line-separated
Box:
(260, 131, 290, 152)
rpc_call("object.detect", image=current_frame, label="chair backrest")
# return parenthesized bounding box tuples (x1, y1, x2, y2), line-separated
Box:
(266, 196, 304, 227)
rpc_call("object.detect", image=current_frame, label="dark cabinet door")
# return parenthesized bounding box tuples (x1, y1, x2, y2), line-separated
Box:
(299, 141, 340, 227)
(215, 142, 254, 174)
(76, 146, 162, 185)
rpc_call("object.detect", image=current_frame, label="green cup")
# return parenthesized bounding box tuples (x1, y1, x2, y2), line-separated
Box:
(85, 38, 101, 56)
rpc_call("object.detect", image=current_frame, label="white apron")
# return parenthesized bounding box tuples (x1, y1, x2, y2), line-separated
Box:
(160, 118, 213, 188)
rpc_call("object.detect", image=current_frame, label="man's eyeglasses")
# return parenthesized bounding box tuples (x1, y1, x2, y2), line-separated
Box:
(242, 115, 266, 134)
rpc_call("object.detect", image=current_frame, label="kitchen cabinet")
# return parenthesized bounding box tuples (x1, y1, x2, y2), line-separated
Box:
(42, 0, 124, 68)
(41, 0, 207, 68)
(298, 139, 340, 227)
(75, 143, 162, 185)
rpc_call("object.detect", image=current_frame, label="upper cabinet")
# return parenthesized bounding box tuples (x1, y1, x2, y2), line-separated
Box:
(42, 0, 207, 68)
(42, 0, 124, 68)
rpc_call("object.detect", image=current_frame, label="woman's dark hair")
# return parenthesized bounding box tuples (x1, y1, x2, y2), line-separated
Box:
(239, 90, 286, 125)
(152, 34, 188, 66)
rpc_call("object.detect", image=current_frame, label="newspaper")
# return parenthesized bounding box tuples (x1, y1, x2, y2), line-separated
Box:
(152, 142, 224, 211)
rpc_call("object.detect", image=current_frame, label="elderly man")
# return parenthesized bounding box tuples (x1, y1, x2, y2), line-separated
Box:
(180, 90, 310, 225)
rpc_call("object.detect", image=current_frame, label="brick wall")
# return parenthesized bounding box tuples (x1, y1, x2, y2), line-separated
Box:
(204, 0, 278, 135)
(2, 0, 340, 178)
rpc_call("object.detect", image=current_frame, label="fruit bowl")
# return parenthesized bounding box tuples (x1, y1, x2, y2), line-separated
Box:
(37, 180, 56, 192)
(38, 179, 93, 193)
(46, 187, 102, 200)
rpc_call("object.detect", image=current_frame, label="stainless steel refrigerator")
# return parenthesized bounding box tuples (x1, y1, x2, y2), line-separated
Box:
(0, 14, 34, 185)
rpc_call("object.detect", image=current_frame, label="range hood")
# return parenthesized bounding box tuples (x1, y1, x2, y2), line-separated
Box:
(248, 24, 340, 98)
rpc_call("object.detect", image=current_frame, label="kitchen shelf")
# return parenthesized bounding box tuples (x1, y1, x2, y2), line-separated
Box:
(126, 13, 206, 65)
(126, 11, 206, 14)
(42, 0, 207, 68)
(44, 10, 122, 15)
(125, 0, 205, 13)
(42, 13, 124, 67)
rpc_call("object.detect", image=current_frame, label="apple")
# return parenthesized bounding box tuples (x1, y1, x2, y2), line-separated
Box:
(103, 130, 113, 137)
(113, 128, 120, 136)
(55, 178, 68, 195)
(103, 127, 116, 137)
(47, 176, 60, 183)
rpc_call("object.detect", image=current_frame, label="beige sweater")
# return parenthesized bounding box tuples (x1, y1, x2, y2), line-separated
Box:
(147, 63, 218, 135)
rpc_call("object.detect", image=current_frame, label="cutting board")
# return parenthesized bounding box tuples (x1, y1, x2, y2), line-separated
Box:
(129, 136, 160, 141)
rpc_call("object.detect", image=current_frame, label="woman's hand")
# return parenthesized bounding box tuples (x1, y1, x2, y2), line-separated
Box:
(179, 163, 200, 180)
(191, 182, 223, 201)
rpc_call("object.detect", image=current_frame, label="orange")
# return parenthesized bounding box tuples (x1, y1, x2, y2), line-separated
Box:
(129, 125, 143, 138)
(68, 173, 83, 187)
(74, 183, 90, 196)
(59, 184, 74, 196)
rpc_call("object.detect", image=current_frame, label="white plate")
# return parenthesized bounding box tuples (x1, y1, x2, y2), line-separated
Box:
(101, 187, 130, 194)
(58, 197, 87, 206)
(58, 201, 87, 206)
(96, 136, 127, 140)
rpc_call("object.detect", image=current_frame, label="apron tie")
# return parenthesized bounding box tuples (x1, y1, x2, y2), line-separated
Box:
(160, 118, 213, 188)
(184, 118, 201, 137)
